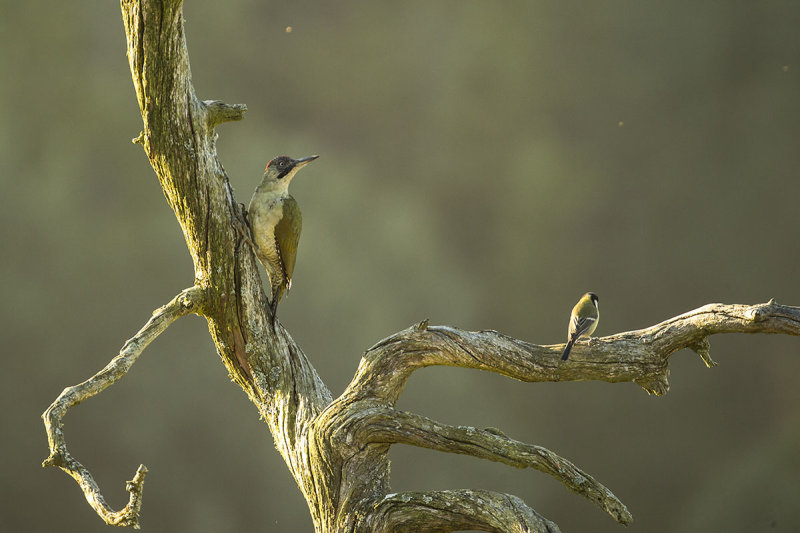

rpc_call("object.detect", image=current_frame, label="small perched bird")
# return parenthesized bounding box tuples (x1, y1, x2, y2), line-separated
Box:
(247, 154, 318, 320)
(561, 292, 599, 361)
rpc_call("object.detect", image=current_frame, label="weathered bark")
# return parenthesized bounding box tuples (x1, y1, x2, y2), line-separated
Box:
(41, 1, 800, 531)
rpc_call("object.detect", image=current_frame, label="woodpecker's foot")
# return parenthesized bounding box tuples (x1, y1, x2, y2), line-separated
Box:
(232, 214, 257, 251)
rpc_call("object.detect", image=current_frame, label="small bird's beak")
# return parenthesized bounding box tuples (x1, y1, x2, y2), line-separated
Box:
(294, 155, 319, 169)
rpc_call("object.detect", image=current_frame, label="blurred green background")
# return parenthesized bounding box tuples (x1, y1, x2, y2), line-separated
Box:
(2, 1, 799, 532)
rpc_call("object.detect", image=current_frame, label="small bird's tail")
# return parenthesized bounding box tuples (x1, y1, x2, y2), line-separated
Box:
(561, 339, 575, 361)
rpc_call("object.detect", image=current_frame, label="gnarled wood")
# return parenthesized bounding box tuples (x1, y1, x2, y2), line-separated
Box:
(41, 1, 800, 531)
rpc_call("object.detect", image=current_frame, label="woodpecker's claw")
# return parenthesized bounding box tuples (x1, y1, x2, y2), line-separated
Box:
(233, 215, 258, 251)
(269, 296, 280, 327)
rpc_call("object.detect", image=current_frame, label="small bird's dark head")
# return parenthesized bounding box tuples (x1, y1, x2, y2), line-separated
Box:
(587, 292, 599, 306)
(264, 154, 319, 182)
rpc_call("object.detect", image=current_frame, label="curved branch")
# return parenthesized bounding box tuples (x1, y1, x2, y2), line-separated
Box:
(351, 406, 632, 525)
(345, 301, 800, 402)
(41, 286, 204, 528)
(364, 489, 559, 533)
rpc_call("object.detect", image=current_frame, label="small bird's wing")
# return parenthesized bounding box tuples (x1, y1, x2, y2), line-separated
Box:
(274, 196, 303, 292)
(563, 295, 599, 360)
(569, 314, 597, 339)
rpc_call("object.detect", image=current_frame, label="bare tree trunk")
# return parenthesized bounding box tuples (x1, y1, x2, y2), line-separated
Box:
(41, 1, 800, 531)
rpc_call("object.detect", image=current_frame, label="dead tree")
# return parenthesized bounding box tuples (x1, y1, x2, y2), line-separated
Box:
(41, 1, 800, 531)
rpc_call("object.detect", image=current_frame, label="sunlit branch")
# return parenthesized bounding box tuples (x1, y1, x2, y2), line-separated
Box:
(345, 301, 800, 402)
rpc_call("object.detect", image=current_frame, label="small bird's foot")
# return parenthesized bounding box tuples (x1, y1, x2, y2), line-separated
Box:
(587, 336, 598, 346)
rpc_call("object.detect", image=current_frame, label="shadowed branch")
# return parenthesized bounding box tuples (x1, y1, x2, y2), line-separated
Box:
(365, 489, 559, 533)
(349, 406, 632, 525)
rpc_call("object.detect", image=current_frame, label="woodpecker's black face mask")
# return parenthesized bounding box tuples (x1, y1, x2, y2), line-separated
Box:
(267, 156, 295, 180)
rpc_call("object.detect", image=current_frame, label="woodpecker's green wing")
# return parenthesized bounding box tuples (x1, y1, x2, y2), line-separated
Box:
(275, 195, 303, 293)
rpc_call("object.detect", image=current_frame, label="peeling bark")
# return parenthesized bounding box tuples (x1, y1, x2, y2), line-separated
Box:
(40, 2, 800, 531)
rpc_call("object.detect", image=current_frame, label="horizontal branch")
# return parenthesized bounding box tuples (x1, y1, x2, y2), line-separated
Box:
(41, 286, 204, 528)
(344, 301, 800, 402)
(366, 489, 558, 533)
(354, 407, 632, 525)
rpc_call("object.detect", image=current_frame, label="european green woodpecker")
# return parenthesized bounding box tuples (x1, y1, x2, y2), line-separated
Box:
(247, 154, 318, 320)
(561, 292, 599, 361)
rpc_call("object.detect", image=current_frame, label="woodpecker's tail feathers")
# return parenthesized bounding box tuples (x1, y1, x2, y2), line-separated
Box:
(561, 339, 575, 361)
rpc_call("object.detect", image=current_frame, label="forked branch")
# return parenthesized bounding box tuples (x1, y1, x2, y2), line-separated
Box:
(319, 301, 799, 529)
(41, 286, 204, 528)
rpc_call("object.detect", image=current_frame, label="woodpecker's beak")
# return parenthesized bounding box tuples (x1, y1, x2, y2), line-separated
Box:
(294, 155, 319, 169)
